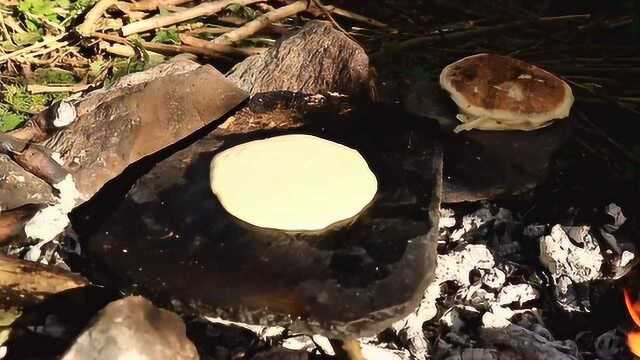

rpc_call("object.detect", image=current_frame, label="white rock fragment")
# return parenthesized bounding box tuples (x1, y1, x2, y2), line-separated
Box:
(53, 102, 77, 128)
(481, 268, 506, 290)
(497, 284, 539, 306)
(539, 225, 603, 283)
(437, 244, 495, 286)
(24, 174, 82, 243)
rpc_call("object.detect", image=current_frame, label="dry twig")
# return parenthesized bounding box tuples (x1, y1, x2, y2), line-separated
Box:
(77, 0, 118, 36)
(179, 34, 266, 57)
(121, 0, 262, 36)
(27, 84, 91, 94)
(91, 32, 234, 62)
(213, 0, 308, 45)
(128, 0, 193, 11)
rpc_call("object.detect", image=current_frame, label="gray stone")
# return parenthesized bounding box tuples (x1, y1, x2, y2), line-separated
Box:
(62, 296, 198, 360)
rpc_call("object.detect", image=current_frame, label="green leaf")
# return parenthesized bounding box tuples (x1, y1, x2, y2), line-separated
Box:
(0, 106, 27, 132)
(151, 27, 180, 45)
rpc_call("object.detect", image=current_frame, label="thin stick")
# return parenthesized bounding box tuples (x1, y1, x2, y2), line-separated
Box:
(27, 84, 91, 94)
(77, 0, 118, 36)
(325, 6, 388, 29)
(128, 0, 192, 11)
(91, 32, 234, 61)
(122, 0, 262, 36)
(213, 0, 307, 45)
(179, 34, 266, 57)
(310, 0, 357, 43)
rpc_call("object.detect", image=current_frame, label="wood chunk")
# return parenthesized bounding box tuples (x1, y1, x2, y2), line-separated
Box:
(0, 254, 88, 308)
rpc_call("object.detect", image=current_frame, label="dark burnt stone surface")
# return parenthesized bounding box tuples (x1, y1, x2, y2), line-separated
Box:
(400, 79, 572, 203)
(81, 94, 442, 339)
(443, 120, 572, 203)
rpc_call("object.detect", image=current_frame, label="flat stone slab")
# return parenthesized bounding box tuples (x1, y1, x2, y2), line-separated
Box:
(83, 92, 442, 339)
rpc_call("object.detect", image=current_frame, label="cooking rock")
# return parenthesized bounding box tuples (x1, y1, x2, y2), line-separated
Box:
(80, 92, 442, 339)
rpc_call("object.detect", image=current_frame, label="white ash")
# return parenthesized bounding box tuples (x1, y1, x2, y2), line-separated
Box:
(449, 205, 513, 242)
(24, 174, 82, 244)
(439, 208, 456, 229)
(539, 224, 603, 283)
(497, 284, 539, 306)
(360, 342, 410, 360)
(481, 304, 515, 329)
(481, 268, 506, 290)
(436, 244, 495, 286)
(480, 324, 581, 360)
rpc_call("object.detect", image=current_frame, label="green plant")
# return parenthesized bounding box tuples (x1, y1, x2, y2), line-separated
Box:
(152, 27, 181, 45)
(3, 84, 49, 114)
(0, 106, 26, 132)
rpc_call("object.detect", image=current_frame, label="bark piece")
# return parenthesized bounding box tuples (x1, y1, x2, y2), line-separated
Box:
(61, 296, 198, 360)
(0, 254, 88, 308)
(0, 205, 43, 244)
(227, 21, 371, 97)
(84, 92, 442, 339)
(43, 64, 248, 201)
(0, 154, 55, 212)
